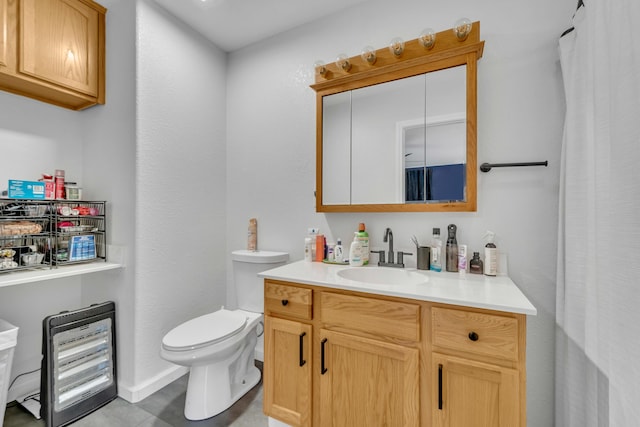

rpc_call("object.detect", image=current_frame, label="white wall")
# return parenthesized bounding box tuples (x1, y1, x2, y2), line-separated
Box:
(226, 0, 575, 425)
(134, 0, 228, 399)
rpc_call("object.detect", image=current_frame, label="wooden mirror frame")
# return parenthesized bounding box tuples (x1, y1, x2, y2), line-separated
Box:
(311, 22, 484, 212)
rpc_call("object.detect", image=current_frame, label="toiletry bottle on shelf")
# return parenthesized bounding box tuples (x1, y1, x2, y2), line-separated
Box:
(484, 231, 498, 276)
(458, 244, 467, 277)
(357, 223, 370, 265)
(430, 228, 442, 272)
(349, 232, 363, 266)
(469, 252, 483, 274)
(247, 218, 257, 251)
(304, 237, 313, 262)
(335, 238, 344, 263)
(446, 224, 458, 272)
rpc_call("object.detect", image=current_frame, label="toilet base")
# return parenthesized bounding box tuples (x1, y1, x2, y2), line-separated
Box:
(184, 361, 261, 421)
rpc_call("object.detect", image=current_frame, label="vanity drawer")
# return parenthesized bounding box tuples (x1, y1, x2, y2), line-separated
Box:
(265, 281, 312, 320)
(432, 307, 519, 362)
(321, 292, 420, 342)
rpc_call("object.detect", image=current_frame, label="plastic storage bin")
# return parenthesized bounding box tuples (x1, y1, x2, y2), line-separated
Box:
(0, 319, 19, 424)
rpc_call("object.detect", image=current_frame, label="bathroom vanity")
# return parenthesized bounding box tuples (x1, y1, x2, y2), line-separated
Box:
(259, 261, 536, 427)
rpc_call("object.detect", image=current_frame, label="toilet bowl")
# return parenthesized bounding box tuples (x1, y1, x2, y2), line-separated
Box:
(160, 250, 288, 421)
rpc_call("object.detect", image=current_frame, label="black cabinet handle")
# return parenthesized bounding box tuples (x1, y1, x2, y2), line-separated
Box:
(281, 299, 289, 306)
(299, 332, 306, 367)
(468, 331, 479, 341)
(438, 364, 443, 410)
(321, 338, 328, 374)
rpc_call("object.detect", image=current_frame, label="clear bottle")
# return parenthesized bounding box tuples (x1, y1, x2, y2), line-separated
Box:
(430, 228, 442, 272)
(357, 223, 370, 265)
(445, 224, 458, 272)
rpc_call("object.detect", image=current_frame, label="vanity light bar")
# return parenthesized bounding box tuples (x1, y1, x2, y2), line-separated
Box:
(312, 21, 483, 86)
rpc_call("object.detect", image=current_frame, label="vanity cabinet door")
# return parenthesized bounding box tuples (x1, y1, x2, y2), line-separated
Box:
(432, 353, 519, 427)
(263, 316, 312, 427)
(319, 329, 419, 427)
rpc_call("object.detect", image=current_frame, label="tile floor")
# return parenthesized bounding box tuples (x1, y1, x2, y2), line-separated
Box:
(3, 363, 268, 427)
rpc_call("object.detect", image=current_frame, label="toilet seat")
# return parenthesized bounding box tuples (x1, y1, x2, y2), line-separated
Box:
(162, 309, 247, 352)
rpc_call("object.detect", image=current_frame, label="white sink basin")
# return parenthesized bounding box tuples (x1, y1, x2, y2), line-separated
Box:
(337, 267, 428, 286)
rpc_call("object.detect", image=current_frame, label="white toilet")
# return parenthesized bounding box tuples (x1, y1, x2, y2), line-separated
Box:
(160, 249, 288, 421)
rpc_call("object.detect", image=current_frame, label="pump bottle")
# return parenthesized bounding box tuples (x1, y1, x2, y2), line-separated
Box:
(484, 231, 498, 276)
(445, 224, 458, 272)
(349, 233, 364, 267)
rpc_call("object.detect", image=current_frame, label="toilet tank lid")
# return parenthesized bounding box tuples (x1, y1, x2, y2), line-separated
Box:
(232, 250, 289, 264)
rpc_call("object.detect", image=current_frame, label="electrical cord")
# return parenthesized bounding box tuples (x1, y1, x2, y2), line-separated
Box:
(8, 368, 41, 391)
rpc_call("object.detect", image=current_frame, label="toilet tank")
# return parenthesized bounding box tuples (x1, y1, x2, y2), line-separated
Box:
(232, 250, 289, 312)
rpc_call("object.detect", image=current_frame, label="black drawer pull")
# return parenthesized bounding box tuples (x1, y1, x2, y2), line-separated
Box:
(438, 364, 443, 410)
(299, 332, 306, 367)
(321, 338, 328, 374)
(468, 331, 479, 341)
(281, 299, 289, 306)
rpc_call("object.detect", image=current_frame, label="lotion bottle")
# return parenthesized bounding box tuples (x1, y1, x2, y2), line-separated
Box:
(357, 223, 370, 265)
(484, 231, 498, 276)
(349, 232, 363, 266)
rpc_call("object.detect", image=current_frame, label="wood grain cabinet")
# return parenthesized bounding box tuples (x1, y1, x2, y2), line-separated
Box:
(431, 307, 526, 427)
(0, 0, 106, 110)
(263, 280, 528, 427)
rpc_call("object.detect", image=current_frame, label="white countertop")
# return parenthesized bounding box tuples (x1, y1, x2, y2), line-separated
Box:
(259, 260, 537, 315)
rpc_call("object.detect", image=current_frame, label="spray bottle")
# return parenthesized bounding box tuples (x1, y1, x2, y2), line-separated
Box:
(483, 231, 497, 276)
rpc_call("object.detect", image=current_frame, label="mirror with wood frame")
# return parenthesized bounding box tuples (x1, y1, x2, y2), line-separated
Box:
(311, 22, 484, 212)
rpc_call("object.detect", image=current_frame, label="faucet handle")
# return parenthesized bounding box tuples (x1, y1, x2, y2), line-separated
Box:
(370, 250, 385, 265)
(397, 251, 413, 267)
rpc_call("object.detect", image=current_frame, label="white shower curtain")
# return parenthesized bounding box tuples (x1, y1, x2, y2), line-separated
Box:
(556, 1, 640, 426)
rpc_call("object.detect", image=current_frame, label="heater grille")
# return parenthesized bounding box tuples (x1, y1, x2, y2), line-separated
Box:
(41, 301, 117, 427)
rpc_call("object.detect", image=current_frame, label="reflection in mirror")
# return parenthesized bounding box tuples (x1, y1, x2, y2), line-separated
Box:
(402, 66, 466, 203)
(322, 91, 351, 205)
(351, 74, 426, 205)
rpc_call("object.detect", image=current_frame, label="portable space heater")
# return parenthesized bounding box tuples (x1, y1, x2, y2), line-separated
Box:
(40, 301, 117, 427)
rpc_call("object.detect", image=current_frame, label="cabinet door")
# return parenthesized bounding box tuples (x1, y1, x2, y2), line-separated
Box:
(20, 0, 100, 96)
(432, 353, 520, 427)
(263, 316, 312, 427)
(319, 329, 419, 427)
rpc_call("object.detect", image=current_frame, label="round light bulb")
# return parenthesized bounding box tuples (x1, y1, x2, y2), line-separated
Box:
(314, 60, 327, 76)
(453, 18, 472, 41)
(336, 54, 351, 72)
(389, 37, 405, 57)
(360, 46, 377, 65)
(419, 28, 436, 49)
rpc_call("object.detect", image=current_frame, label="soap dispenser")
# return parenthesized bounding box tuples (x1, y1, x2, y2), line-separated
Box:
(349, 232, 364, 267)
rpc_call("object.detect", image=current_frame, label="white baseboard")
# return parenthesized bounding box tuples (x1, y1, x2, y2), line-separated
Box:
(117, 365, 188, 403)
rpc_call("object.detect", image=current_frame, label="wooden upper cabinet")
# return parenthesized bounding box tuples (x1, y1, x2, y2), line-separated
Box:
(0, 0, 106, 110)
